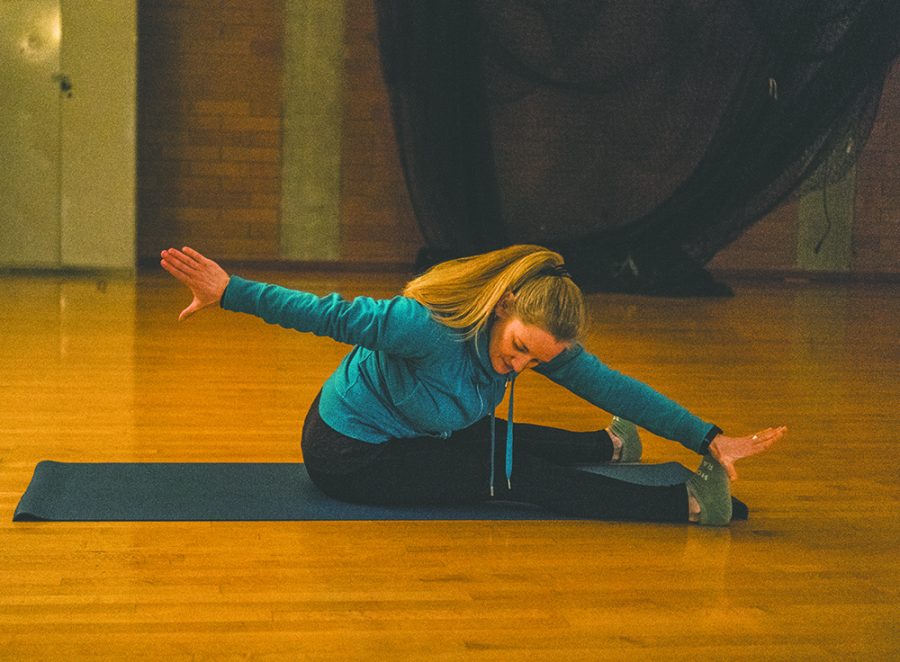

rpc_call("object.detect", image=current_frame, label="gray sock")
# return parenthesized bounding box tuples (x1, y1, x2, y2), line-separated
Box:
(608, 417, 642, 463)
(686, 456, 732, 526)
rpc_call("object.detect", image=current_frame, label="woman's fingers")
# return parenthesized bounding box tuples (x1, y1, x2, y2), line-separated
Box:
(181, 246, 208, 265)
(751, 426, 786, 450)
(162, 249, 206, 320)
(160, 250, 192, 277)
(722, 459, 738, 482)
(162, 248, 201, 272)
(178, 298, 200, 322)
(160, 255, 194, 284)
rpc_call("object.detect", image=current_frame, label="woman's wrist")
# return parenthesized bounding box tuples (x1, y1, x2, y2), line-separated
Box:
(698, 425, 723, 455)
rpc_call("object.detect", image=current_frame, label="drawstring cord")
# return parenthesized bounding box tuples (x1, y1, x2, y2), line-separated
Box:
(505, 376, 515, 490)
(490, 410, 496, 497)
(489, 375, 516, 497)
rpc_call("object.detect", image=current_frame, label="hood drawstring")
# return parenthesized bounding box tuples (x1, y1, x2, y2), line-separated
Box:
(489, 375, 516, 497)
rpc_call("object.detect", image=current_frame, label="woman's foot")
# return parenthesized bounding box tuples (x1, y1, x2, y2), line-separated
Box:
(686, 456, 732, 526)
(606, 417, 642, 463)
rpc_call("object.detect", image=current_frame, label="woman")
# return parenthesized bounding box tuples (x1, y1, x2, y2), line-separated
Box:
(161, 244, 784, 525)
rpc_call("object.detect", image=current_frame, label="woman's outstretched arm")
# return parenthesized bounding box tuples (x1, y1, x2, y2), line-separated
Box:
(161, 247, 442, 359)
(535, 344, 786, 476)
(160, 247, 230, 321)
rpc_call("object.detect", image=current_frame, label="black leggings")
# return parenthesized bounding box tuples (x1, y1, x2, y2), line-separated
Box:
(301, 397, 689, 523)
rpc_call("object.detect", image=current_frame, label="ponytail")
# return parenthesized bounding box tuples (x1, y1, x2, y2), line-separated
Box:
(403, 245, 586, 341)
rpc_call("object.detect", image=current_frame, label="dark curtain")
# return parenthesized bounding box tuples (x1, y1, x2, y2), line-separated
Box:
(375, 0, 900, 295)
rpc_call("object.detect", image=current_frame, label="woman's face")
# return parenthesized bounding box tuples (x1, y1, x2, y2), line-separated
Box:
(488, 299, 569, 375)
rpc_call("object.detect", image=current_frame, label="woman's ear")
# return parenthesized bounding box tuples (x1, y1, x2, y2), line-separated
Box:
(494, 291, 516, 318)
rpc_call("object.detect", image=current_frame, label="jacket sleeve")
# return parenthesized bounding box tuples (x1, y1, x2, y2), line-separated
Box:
(534, 344, 717, 453)
(220, 275, 439, 358)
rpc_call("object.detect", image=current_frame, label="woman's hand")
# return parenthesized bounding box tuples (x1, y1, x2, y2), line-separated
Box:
(160, 247, 230, 321)
(709, 426, 787, 481)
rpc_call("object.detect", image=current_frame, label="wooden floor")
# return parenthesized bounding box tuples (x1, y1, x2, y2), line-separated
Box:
(0, 270, 897, 660)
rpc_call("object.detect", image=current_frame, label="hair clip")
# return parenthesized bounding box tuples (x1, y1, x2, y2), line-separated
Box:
(539, 264, 572, 279)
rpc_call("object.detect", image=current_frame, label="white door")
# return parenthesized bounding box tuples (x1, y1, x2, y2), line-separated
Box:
(0, 0, 62, 267)
(0, 0, 135, 270)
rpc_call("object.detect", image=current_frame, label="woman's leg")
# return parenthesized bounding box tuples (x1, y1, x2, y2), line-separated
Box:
(494, 418, 642, 464)
(506, 452, 688, 522)
(488, 418, 684, 522)
(493, 418, 616, 463)
(303, 408, 688, 523)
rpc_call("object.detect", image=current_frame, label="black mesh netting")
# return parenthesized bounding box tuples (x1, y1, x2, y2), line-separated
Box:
(375, 0, 900, 295)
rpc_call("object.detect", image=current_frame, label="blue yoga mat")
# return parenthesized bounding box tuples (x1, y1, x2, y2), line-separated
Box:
(14, 460, 744, 522)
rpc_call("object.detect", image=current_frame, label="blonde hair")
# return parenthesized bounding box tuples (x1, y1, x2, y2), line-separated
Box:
(403, 245, 586, 342)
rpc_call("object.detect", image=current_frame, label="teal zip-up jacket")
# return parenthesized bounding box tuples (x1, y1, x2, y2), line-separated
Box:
(221, 275, 717, 453)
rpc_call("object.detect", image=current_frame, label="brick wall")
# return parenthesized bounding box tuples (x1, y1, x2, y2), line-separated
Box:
(137, 0, 284, 261)
(340, 0, 421, 265)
